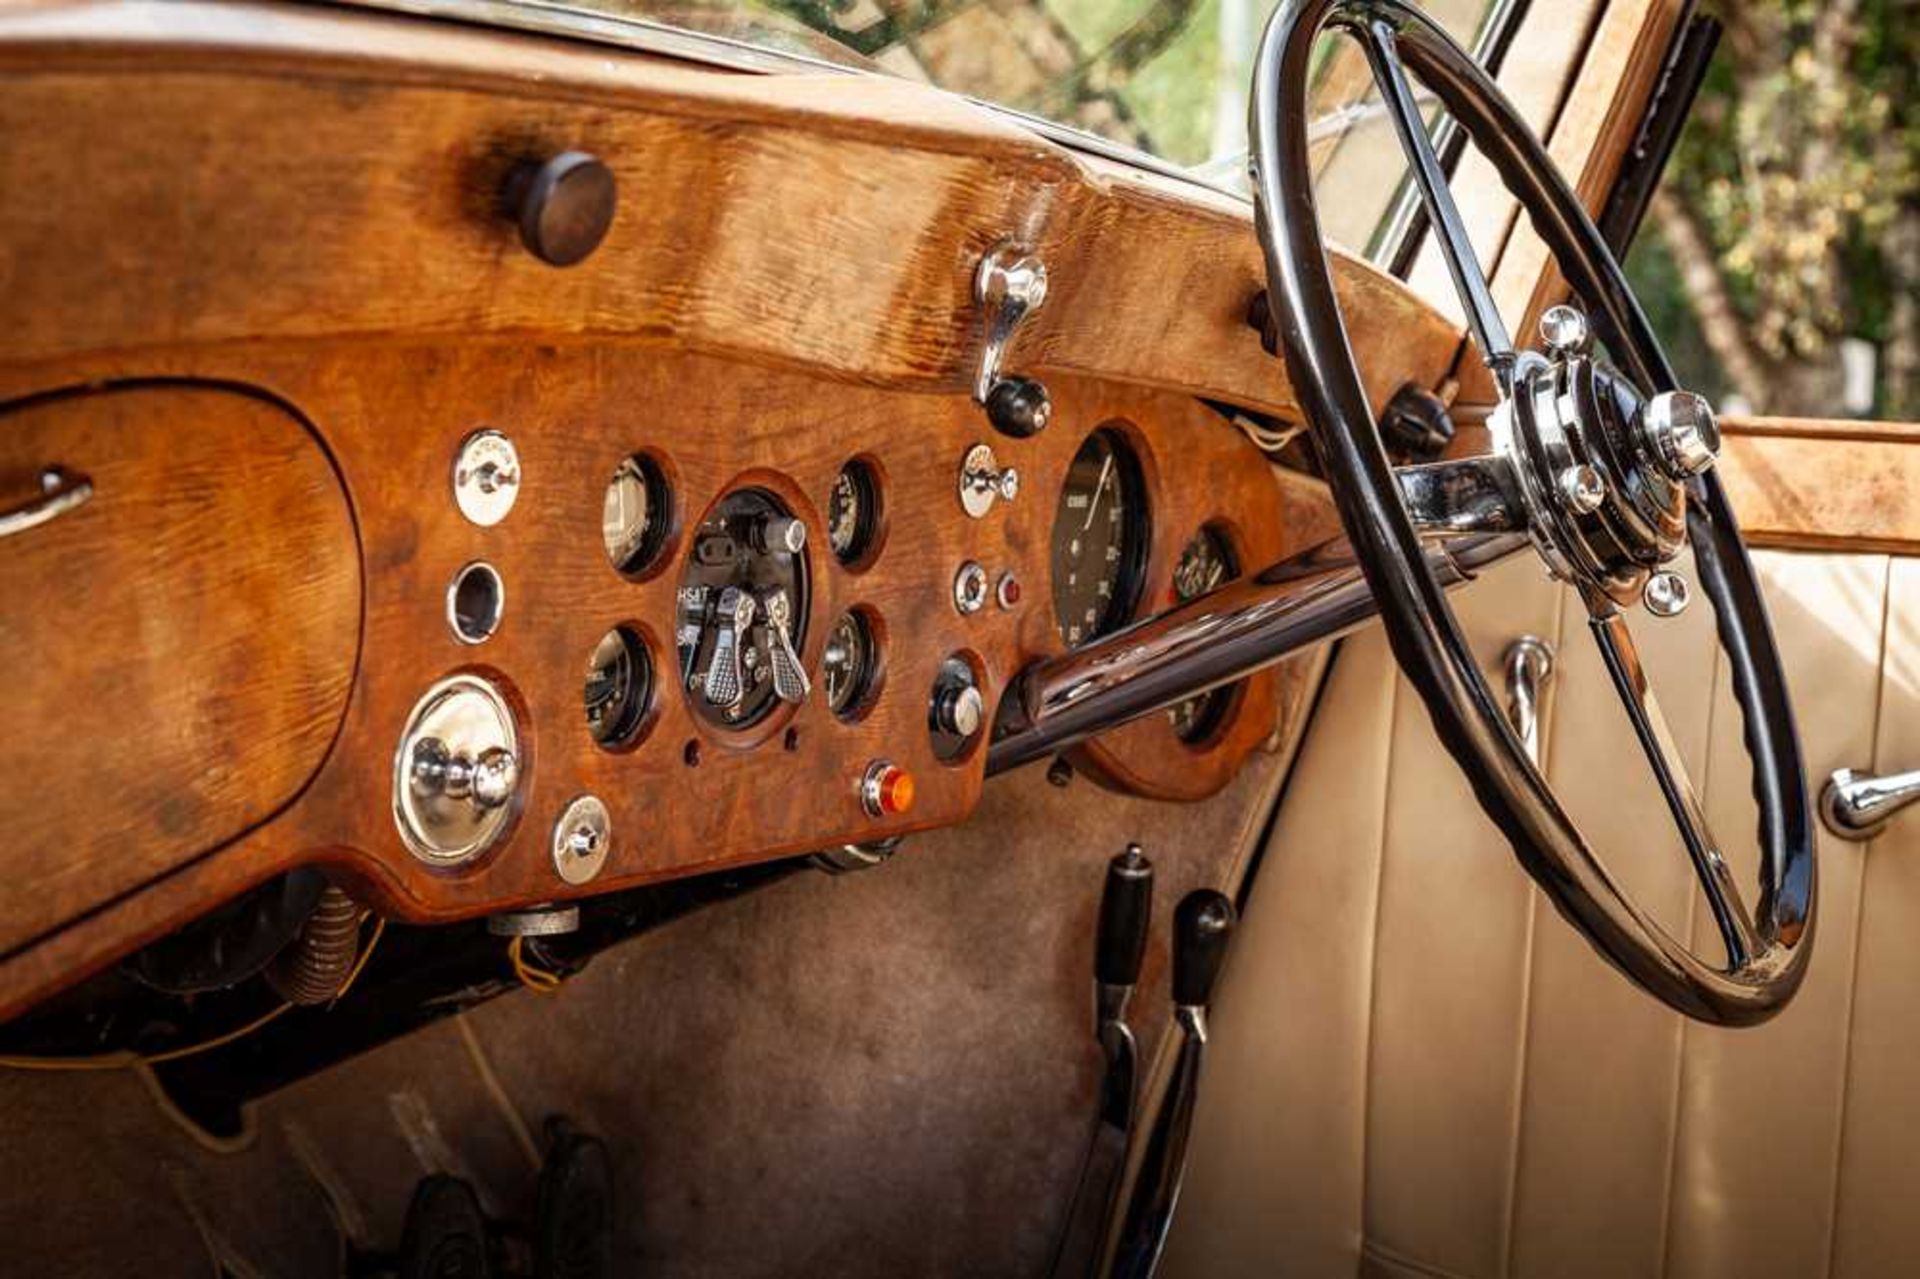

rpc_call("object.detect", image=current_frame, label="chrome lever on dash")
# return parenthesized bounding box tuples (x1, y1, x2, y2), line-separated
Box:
(702, 586, 757, 711)
(762, 587, 811, 704)
(973, 243, 1052, 438)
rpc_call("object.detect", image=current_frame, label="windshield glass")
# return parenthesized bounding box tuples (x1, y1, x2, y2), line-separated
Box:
(427, 0, 1514, 258)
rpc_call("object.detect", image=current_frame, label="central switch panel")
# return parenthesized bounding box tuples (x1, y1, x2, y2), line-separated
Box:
(675, 488, 811, 728)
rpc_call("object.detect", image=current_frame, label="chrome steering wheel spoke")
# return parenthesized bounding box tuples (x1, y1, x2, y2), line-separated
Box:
(1355, 16, 1517, 389)
(1589, 607, 1759, 970)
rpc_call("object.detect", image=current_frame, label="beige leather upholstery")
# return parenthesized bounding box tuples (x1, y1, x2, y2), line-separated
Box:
(1166, 550, 1920, 1278)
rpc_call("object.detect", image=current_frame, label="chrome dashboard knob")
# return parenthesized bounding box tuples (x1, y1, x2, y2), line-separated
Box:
(933, 682, 985, 738)
(393, 675, 522, 866)
(1640, 390, 1720, 480)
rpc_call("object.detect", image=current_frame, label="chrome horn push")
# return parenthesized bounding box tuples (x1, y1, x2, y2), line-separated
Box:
(1397, 303, 1721, 617)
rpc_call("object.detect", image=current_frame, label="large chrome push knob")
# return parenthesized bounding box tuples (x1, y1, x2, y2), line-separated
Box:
(393, 674, 523, 865)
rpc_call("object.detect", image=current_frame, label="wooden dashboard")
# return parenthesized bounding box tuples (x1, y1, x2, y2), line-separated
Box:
(0, 1, 1465, 1018)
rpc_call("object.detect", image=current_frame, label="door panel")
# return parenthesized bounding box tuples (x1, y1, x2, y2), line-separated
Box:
(1167, 544, 1913, 1277)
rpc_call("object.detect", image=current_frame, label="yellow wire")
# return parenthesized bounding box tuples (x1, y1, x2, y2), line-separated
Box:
(0, 914, 390, 1072)
(141, 1002, 293, 1065)
(507, 936, 566, 994)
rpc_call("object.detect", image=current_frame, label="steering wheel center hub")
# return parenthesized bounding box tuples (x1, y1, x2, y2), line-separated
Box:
(1496, 322, 1713, 609)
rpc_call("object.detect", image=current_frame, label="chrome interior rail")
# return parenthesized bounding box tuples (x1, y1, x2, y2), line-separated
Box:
(987, 532, 1528, 774)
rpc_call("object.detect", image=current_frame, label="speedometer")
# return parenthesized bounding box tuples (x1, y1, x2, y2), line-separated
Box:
(1050, 427, 1148, 647)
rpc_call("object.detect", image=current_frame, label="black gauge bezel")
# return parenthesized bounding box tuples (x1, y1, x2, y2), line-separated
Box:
(822, 606, 885, 722)
(602, 451, 677, 579)
(826, 455, 885, 570)
(1049, 425, 1152, 648)
(584, 623, 658, 750)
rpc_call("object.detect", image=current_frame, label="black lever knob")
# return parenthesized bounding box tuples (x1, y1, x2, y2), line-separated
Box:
(1171, 890, 1235, 1009)
(985, 376, 1052, 438)
(1096, 844, 1154, 988)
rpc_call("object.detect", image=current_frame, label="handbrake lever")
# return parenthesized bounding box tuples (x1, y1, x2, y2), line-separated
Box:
(1110, 889, 1236, 1279)
(1050, 844, 1154, 1277)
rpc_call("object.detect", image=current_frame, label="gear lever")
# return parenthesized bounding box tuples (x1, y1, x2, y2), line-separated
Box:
(1110, 888, 1235, 1279)
(1050, 844, 1154, 1278)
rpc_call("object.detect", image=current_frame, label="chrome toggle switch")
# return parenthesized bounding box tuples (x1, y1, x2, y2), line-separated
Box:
(959, 442, 1020, 518)
(703, 586, 757, 710)
(762, 587, 811, 704)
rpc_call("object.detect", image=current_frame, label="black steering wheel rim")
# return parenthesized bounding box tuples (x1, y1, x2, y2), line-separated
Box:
(1250, 0, 1814, 1025)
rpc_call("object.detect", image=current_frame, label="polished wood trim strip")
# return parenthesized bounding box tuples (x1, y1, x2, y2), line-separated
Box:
(1719, 429, 1920, 556)
(1720, 415, 1920, 446)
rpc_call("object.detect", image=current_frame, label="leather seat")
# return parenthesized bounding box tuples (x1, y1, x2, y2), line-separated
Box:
(1165, 550, 1920, 1277)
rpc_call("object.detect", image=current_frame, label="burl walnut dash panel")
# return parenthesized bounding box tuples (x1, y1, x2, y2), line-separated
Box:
(0, 347, 1329, 1017)
(0, 384, 360, 957)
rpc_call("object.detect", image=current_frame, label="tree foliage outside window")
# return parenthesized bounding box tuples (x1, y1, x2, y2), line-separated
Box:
(1630, 0, 1917, 418)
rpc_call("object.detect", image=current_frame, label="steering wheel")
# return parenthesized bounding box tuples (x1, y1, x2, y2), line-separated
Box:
(1250, 0, 1814, 1025)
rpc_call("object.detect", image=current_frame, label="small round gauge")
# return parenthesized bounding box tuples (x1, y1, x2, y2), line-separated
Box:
(1051, 428, 1149, 647)
(822, 609, 878, 719)
(1168, 526, 1240, 742)
(602, 454, 671, 575)
(585, 625, 653, 747)
(827, 459, 880, 565)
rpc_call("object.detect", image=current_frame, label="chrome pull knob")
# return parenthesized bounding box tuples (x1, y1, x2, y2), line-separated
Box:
(410, 738, 519, 810)
(1821, 767, 1920, 841)
(1, 465, 93, 540)
(761, 587, 810, 704)
(750, 514, 807, 556)
(702, 586, 756, 710)
(933, 681, 984, 738)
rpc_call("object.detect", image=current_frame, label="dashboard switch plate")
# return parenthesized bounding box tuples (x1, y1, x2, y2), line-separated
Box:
(452, 429, 521, 526)
(552, 794, 612, 886)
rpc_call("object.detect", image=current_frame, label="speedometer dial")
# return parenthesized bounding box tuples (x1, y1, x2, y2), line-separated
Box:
(1050, 428, 1148, 647)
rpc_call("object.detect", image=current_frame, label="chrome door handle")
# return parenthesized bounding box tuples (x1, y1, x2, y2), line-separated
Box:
(1821, 767, 1920, 841)
(0, 466, 93, 539)
(1502, 635, 1554, 766)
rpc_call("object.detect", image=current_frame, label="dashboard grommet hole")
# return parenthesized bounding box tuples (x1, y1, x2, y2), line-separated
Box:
(447, 560, 505, 645)
(682, 739, 701, 768)
(783, 727, 800, 752)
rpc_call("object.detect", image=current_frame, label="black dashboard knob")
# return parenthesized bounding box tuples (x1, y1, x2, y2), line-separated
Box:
(986, 376, 1052, 438)
(509, 151, 617, 267)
